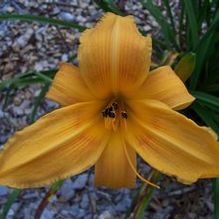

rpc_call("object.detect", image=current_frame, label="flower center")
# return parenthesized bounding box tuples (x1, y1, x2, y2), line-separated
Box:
(102, 100, 128, 131)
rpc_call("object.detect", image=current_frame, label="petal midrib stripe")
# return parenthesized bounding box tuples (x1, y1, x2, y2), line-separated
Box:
(111, 17, 119, 95)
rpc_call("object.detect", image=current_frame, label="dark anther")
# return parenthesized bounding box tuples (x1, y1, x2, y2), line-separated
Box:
(109, 112, 116, 118)
(108, 106, 113, 111)
(105, 108, 110, 114)
(112, 102, 118, 110)
(102, 110, 107, 117)
(121, 111, 128, 119)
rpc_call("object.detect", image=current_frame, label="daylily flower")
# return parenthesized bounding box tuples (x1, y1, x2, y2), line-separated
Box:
(0, 13, 219, 189)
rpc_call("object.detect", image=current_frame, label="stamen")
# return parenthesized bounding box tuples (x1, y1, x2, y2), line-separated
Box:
(102, 100, 128, 131)
(108, 106, 113, 111)
(109, 111, 116, 118)
(102, 110, 107, 117)
(121, 111, 128, 119)
(112, 102, 118, 110)
(123, 144, 160, 189)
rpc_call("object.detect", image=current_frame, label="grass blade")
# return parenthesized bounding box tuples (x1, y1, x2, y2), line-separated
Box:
(189, 33, 213, 90)
(134, 171, 161, 219)
(35, 72, 53, 83)
(183, 0, 199, 50)
(30, 83, 50, 123)
(34, 180, 64, 219)
(198, 10, 219, 49)
(0, 189, 21, 219)
(190, 10, 219, 90)
(199, 0, 211, 27)
(0, 14, 86, 32)
(141, 0, 179, 51)
(0, 69, 56, 91)
(192, 102, 219, 133)
(163, 0, 176, 34)
(126, 170, 161, 219)
(191, 91, 219, 110)
(94, 0, 124, 15)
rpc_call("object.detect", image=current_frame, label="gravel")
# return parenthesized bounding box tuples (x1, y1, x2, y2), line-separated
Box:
(0, 187, 8, 196)
(0, 0, 214, 219)
(72, 174, 88, 190)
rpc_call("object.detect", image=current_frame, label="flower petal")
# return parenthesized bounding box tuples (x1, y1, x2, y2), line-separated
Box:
(0, 101, 109, 188)
(95, 132, 136, 188)
(47, 63, 95, 106)
(79, 13, 151, 99)
(126, 99, 219, 184)
(132, 66, 195, 110)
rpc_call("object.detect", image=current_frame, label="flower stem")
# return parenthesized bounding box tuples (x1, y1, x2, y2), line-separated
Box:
(125, 170, 161, 219)
(34, 180, 64, 219)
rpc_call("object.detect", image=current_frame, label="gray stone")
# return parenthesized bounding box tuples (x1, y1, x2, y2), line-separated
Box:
(76, 15, 86, 23)
(72, 174, 88, 190)
(51, 7, 60, 15)
(13, 28, 34, 50)
(60, 179, 75, 201)
(98, 211, 113, 219)
(115, 201, 129, 212)
(70, 204, 80, 217)
(83, 214, 93, 219)
(80, 193, 89, 209)
(0, 186, 8, 196)
(59, 12, 75, 22)
(61, 54, 68, 62)
(0, 110, 4, 118)
(41, 209, 53, 219)
(78, 209, 86, 218)
(0, 135, 8, 144)
(8, 203, 19, 217)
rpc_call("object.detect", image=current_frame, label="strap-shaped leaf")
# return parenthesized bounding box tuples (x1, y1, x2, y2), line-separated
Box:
(141, 0, 179, 51)
(0, 14, 86, 31)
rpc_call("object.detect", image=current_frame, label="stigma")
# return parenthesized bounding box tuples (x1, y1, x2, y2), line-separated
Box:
(102, 100, 128, 131)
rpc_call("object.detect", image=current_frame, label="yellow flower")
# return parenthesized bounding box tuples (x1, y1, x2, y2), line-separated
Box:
(0, 13, 219, 189)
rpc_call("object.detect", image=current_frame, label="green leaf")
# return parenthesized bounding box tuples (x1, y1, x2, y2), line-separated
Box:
(141, 0, 179, 51)
(191, 91, 219, 111)
(0, 69, 56, 91)
(190, 10, 219, 90)
(174, 53, 196, 82)
(135, 171, 161, 219)
(0, 189, 21, 219)
(199, 0, 211, 27)
(183, 0, 199, 50)
(35, 72, 53, 83)
(0, 14, 86, 32)
(178, 1, 185, 47)
(35, 180, 64, 219)
(199, 9, 219, 47)
(190, 33, 213, 90)
(50, 180, 64, 192)
(192, 102, 219, 133)
(30, 83, 50, 123)
(94, 0, 124, 15)
(163, 0, 176, 34)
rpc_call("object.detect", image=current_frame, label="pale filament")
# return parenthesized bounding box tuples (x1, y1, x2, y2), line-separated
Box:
(124, 143, 160, 189)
